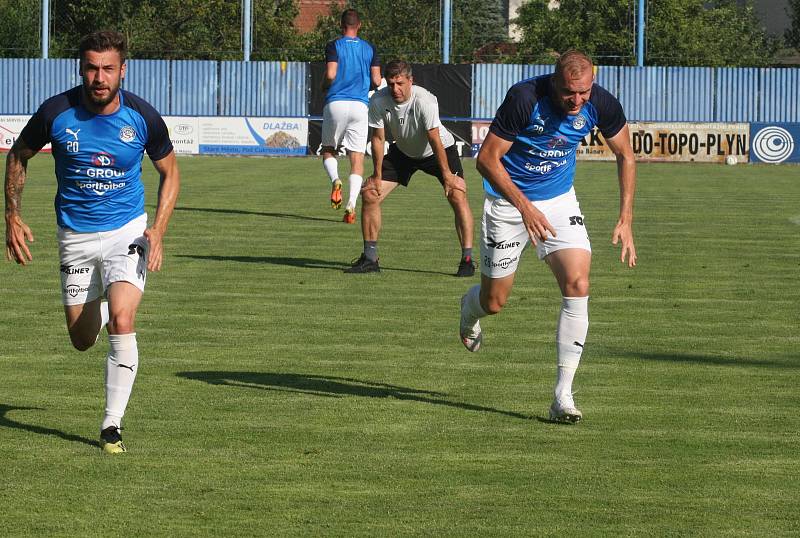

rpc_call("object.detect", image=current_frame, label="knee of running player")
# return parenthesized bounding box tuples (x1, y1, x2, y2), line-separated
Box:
(561, 275, 590, 298)
(107, 308, 137, 335)
(479, 286, 509, 315)
(68, 329, 98, 352)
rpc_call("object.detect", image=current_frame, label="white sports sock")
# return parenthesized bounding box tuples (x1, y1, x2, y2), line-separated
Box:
(323, 157, 339, 182)
(554, 296, 589, 400)
(100, 301, 109, 329)
(346, 174, 363, 210)
(463, 284, 487, 323)
(102, 333, 139, 430)
(94, 301, 110, 344)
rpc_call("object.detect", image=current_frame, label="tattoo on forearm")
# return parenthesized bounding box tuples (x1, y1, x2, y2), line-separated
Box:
(5, 160, 26, 214)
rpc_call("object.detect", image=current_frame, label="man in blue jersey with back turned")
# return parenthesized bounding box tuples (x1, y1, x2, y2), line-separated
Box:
(321, 8, 381, 224)
(4, 30, 180, 453)
(458, 50, 637, 423)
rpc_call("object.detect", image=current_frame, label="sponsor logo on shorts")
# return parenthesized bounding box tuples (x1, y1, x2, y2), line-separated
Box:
(119, 126, 136, 142)
(484, 255, 518, 270)
(65, 284, 90, 298)
(569, 216, 585, 226)
(486, 238, 520, 250)
(128, 243, 145, 257)
(60, 264, 90, 275)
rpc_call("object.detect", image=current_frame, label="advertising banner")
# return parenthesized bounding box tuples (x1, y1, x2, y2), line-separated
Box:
(588, 122, 750, 163)
(472, 121, 751, 163)
(1, 115, 51, 152)
(471, 121, 492, 157)
(442, 120, 473, 158)
(198, 117, 308, 156)
(749, 123, 800, 164)
(163, 117, 199, 155)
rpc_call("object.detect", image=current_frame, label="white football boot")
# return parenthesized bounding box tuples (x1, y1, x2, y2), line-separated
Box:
(459, 294, 482, 352)
(549, 393, 583, 423)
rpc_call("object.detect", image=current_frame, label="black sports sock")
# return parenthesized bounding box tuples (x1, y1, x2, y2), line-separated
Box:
(364, 241, 378, 262)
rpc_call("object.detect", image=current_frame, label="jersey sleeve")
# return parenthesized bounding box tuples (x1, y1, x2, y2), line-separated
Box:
(324, 40, 337, 63)
(123, 91, 173, 161)
(368, 94, 384, 129)
(144, 114, 173, 161)
(419, 94, 442, 131)
(18, 108, 50, 152)
(592, 86, 627, 139)
(488, 82, 537, 142)
(369, 41, 380, 67)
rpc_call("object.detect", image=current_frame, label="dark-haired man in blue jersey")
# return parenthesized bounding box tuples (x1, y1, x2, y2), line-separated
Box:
(4, 30, 180, 453)
(458, 51, 637, 423)
(321, 8, 381, 224)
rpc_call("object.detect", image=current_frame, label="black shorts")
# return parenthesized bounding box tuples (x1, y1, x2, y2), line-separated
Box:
(381, 143, 464, 187)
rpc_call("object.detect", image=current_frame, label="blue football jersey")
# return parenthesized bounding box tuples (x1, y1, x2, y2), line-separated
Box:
(20, 87, 173, 232)
(485, 74, 626, 201)
(324, 36, 379, 105)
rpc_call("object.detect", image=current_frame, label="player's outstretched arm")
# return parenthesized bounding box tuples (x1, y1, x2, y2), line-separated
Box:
(4, 139, 38, 265)
(477, 132, 555, 245)
(605, 125, 637, 267)
(145, 151, 180, 272)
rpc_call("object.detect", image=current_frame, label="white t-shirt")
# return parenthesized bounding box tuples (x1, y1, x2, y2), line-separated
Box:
(368, 85, 455, 159)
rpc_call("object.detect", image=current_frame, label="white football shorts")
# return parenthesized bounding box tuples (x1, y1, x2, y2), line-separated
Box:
(58, 213, 149, 305)
(480, 188, 591, 278)
(321, 100, 369, 153)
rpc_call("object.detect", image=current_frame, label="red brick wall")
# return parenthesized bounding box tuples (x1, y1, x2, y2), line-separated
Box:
(295, 0, 344, 33)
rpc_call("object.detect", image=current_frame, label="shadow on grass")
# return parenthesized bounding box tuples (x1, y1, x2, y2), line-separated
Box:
(177, 371, 532, 421)
(176, 206, 338, 223)
(176, 254, 349, 271)
(0, 404, 99, 448)
(176, 254, 454, 276)
(614, 350, 799, 369)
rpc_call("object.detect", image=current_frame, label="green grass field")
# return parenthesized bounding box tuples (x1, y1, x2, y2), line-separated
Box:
(1, 155, 798, 536)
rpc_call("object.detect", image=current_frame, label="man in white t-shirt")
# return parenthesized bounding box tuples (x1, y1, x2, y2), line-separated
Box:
(344, 60, 475, 276)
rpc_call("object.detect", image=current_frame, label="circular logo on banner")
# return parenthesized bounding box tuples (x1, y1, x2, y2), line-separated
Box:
(752, 126, 794, 163)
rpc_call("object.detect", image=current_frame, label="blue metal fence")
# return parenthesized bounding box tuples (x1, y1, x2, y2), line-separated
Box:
(171, 61, 218, 116)
(1, 58, 797, 122)
(125, 59, 170, 113)
(27, 59, 80, 112)
(759, 68, 800, 123)
(715, 68, 759, 122)
(472, 63, 800, 123)
(0, 59, 29, 114)
(0, 58, 307, 117)
(220, 61, 307, 117)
